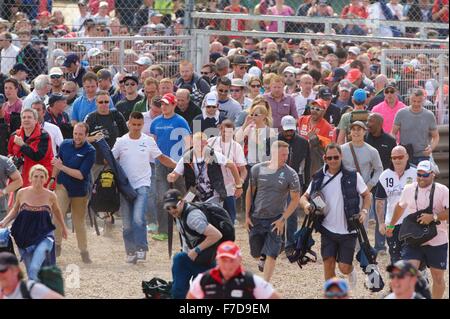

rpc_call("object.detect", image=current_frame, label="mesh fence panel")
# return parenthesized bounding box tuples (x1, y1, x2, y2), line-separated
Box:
(382, 49, 449, 124)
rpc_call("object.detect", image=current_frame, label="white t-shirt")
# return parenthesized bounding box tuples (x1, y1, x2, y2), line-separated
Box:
(293, 91, 316, 117)
(174, 150, 228, 201)
(42, 121, 64, 157)
(1, 44, 20, 75)
(306, 167, 368, 234)
(188, 272, 275, 299)
(1, 280, 51, 299)
(376, 167, 417, 225)
(384, 292, 423, 299)
(208, 137, 247, 196)
(112, 133, 162, 189)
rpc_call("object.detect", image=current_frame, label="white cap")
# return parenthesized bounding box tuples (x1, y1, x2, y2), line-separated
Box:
(227, 48, 237, 57)
(281, 115, 297, 131)
(49, 67, 64, 76)
(417, 160, 438, 173)
(134, 56, 152, 66)
(87, 47, 102, 58)
(204, 92, 218, 106)
(231, 78, 245, 87)
(321, 61, 332, 71)
(248, 66, 261, 78)
(348, 46, 360, 56)
(99, 1, 109, 8)
(283, 66, 299, 74)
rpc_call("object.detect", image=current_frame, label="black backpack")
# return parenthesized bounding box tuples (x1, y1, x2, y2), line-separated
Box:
(90, 168, 120, 214)
(180, 202, 235, 266)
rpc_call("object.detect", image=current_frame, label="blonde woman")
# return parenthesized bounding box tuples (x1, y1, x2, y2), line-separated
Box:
(0, 165, 67, 281)
(247, 76, 263, 100)
(234, 95, 273, 128)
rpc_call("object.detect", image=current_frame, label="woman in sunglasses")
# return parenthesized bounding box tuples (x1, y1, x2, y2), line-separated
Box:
(247, 76, 263, 100)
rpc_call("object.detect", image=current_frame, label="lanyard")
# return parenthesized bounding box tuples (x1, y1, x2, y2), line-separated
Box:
(320, 169, 341, 190)
(414, 183, 435, 212)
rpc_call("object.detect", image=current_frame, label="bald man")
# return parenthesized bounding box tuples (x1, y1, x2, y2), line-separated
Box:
(210, 41, 224, 55)
(375, 146, 417, 264)
(368, 75, 403, 110)
(175, 88, 202, 130)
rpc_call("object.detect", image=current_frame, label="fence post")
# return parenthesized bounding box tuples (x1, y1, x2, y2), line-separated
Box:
(380, 49, 387, 76)
(438, 53, 446, 124)
(185, 0, 194, 35)
(47, 38, 55, 71)
(119, 40, 125, 73)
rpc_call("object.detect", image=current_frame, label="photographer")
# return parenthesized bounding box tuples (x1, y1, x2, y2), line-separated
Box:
(300, 143, 371, 288)
(389, 160, 449, 299)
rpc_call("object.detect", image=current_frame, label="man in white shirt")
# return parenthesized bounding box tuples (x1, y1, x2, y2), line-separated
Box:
(0, 32, 20, 75)
(23, 75, 51, 109)
(293, 74, 316, 117)
(112, 111, 176, 264)
(31, 100, 63, 157)
(73, 0, 92, 32)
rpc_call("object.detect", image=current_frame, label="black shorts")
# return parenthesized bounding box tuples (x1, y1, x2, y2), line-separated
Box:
(402, 243, 448, 270)
(319, 226, 357, 265)
(249, 216, 282, 259)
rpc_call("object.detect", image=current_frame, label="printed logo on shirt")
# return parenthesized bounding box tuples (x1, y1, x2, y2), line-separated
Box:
(230, 290, 244, 298)
(406, 177, 414, 184)
(76, 154, 85, 157)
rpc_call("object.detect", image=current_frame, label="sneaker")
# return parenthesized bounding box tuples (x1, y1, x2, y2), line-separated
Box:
(257, 256, 266, 272)
(55, 245, 62, 257)
(81, 251, 92, 264)
(136, 249, 146, 261)
(126, 253, 137, 264)
(348, 268, 357, 290)
(151, 233, 169, 241)
(147, 223, 158, 233)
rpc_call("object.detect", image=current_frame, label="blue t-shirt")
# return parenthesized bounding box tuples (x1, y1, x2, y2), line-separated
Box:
(150, 114, 191, 161)
(57, 140, 96, 197)
(71, 95, 115, 122)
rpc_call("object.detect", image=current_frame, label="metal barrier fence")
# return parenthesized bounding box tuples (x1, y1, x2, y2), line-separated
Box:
(47, 35, 193, 78)
(380, 49, 449, 124)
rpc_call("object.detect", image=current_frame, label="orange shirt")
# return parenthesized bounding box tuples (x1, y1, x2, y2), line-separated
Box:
(297, 115, 333, 146)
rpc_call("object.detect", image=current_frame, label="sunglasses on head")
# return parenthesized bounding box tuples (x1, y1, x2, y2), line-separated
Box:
(325, 155, 340, 161)
(391, 155, 405, 160)
(417, 172, 431, 178)
(384, 89, 395, 94)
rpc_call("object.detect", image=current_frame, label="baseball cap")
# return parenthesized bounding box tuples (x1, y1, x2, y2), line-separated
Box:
(122, 74, 139, 84)
(97, 68, 112, 80)
(324, 277, 349, 293)
(348, 46, 360, 56)
(163, 189, 183, 207)
(205, 92, 218, 106)
(332, 68, 347, 82)
(48, 93, 67, 106)
(12, 63, 31, 74)
(338, 79, 353, 92)
(0, 252, 19, 271)
(346, 68, 362, 83)
(352, 88, 367, 103)
(63, 54, 80, 67)
(350, 120, 367, 130)
(281, 115, 297, 131)
(0, 93, 5, 105)
(99, 1, 109, 8)
(49, 67, 64, 76)
(216, 241, 242, 259)
(78, 0, 88, 6)
(209, 52, 222, 63)
(161, 93, 177, 105)
(231, 78, 245, 87)
(87, 47, 102, 59)
(386, 260, 418, 277)
(364, 85, 375, 95)
(134, 56, 153, 66)
(385, 82, 397, 90)
(283, 66, 299, 75)
(318, 0, 328, 5)
(310, 99, 327, 109)
(232, 55, 250, 66)
(318, 87, 333, 100)
(416, 160, 435, 173)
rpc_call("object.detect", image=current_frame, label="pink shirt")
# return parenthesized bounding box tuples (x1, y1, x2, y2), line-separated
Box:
(3, 99, 23, 125)
(266, 5, 294, 32)
(372, 99, 406, 135)
(398, 182, 449, 247)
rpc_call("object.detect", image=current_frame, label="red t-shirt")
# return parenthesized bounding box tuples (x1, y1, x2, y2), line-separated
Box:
(297, 116, 333, 142)
(341, 5, 368, 19)
(224, 5, 248, 31)
(433, 0, 449, 23)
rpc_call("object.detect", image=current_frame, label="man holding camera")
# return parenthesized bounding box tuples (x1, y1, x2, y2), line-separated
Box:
(300, 143, 371, 288)
(388, 160, 449, 299)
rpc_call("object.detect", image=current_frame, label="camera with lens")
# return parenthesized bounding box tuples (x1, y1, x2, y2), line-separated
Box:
(11, 156, 24, 170)
(309, 191, 327, 215)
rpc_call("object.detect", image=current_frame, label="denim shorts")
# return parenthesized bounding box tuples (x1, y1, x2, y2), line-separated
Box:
(319, 226, 357, 265)
(402, 243, 448, 270)
(249, 216, 282, 259)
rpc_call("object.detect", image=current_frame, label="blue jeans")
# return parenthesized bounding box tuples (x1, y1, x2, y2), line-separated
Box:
(19, 236, 54, 280)
(411, 156, 430, 166)
(223, 196, 237, 224)
(371, 195, 386, 252)
(171, 252, 214, 299)
(285, 194, 300, 248)
(146, 163, 158, 224)
(121, 186, 150, 254)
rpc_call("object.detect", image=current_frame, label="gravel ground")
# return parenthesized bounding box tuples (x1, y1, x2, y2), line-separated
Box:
(54, 217, 449, 299)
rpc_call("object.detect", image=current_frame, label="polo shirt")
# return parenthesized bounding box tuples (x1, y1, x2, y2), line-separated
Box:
(365, 131, 397, 170)
(71, 94, 115, 122)
(57, 140, 96, 197)
(264, 93, 298, 130)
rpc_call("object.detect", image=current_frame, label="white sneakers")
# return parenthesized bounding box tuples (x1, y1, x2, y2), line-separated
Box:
(348, 268, 358, 290)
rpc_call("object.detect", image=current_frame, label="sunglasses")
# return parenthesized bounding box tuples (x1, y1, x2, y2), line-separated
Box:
(0, 267, 9, 273)
(325, 156, 340, 161)
(97, 100, 110, 104)
(206, 105, 217, 109)
(311, 107, 323, 112)
(325, 291, 347, 298)
(164, 205, 177, 211)
(250, 84, 261, 88)
(417, 172, 432, 178)
(62, 90, 73, 94)
(237, 66, 247, 70)
(391, 155, 405, 160)
(50, 74, 62, 79)
(218, 89, 229, 94)
(230, 89, 242, 93)
(250, 113, 263, 117)
(200, 72, 210, 75)
(384, 89, 395, 94)
(125, 82, 136, 86)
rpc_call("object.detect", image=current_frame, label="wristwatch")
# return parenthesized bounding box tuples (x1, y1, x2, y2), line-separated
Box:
(194, 246, 202, 254)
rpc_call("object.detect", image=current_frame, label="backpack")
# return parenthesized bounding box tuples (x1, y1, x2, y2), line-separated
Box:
(37, 264, 65, 296)
(142, 277, 172, 299)
(180, 202, 235, 266)
(90, 168, 120, 214)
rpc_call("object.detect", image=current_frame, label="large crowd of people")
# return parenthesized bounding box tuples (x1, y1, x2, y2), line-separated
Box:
(0, 0, 448, 300)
